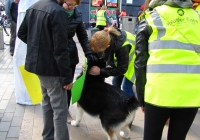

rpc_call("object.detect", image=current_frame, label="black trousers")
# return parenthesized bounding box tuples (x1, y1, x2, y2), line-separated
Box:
(10, 21, 16, 54)
(143, 103, 198, 140)
(67, 65, 76, 108)
(97, 25, 106, 31)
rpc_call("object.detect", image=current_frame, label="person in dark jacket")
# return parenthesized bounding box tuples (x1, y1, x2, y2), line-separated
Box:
(5, 0, 14, 56)
(9, 0, 19, 56)
(135, 0, 200, 139)
(18, 0, 72, 139)
(62, 0, 98, 122)
(88, 26, 136, 98)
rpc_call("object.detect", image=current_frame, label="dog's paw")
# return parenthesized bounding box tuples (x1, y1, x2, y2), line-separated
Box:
(119, 131, 129, 138)
(71, 120, 79, 127)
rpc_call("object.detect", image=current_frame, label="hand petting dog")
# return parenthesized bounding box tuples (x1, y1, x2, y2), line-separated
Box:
(89, 66, 100, 75)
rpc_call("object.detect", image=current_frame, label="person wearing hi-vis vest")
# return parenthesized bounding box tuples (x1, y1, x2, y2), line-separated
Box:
(96, 5, 109, 30)
(134, 0, 200, 140)
(89, 26, 136, 98)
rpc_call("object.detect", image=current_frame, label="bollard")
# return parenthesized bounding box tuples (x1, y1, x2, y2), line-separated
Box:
(121, 16, 137, 34)
(0, 27, 4, 50)
(87, 27, 99, 40)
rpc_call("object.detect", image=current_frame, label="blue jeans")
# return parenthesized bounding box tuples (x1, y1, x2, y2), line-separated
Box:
(112, 75, 134, 97)
(38, 76, 69, 140)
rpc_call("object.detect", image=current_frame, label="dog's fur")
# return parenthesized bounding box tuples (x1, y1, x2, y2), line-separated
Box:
(71, 60, 139, 140)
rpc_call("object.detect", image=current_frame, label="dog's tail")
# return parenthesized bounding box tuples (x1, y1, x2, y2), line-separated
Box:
(127, 95, 140, 112)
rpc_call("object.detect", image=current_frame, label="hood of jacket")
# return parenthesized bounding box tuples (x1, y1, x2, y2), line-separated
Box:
(164, 0, 193, 8)
(104, 29, 126, 66)
(72, 7, 82, 18)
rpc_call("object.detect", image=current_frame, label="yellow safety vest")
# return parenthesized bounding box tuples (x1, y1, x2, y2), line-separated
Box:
(96, 10, 106, 26)
(196, 5, 200, 13)
(145, 5, 200, 107)
(114, 31, 136, 83)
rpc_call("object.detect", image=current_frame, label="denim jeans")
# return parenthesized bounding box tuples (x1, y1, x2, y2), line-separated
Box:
(38, 75, 69, 140)
(112, 75, 134, 97)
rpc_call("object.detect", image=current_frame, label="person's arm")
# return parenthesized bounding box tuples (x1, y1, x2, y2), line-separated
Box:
(51, 10, 73, 86)
(18, 15, 28, 43)
(5, 0, 13, 23)
(100, 45, 130, 77)
(104, 12, 110, 25)
(118, 12, 122, 17)
(134, 18, 152, 107)
(76, 20, 98, 64)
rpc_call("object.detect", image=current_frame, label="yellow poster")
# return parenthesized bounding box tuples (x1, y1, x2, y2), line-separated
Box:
(19, 65, 42, 104)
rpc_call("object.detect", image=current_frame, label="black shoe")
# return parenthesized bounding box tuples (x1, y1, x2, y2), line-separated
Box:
(10, 53, 13, 56)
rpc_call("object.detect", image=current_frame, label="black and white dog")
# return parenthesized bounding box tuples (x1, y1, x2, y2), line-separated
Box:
(71, 59, 139, 140)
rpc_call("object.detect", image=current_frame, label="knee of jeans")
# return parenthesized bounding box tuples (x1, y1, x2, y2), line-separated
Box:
(122, 84, 134, 97)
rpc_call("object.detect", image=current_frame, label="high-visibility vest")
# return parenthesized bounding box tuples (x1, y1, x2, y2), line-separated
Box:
(144, 5, 200, 107)
(114, 31, 136, 83)
(96, 10, 106, 26)
(196, 5, 200, 13)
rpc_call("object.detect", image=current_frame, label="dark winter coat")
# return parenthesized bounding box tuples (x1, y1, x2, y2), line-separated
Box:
(18, 0, 73, 86)
(67, 7, 93, 66)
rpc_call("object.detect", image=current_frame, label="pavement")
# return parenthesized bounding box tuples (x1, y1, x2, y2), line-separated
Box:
(0, 28, 200, 140)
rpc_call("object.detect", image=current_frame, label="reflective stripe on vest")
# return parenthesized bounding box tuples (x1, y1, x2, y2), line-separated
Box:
(114, 31, 136, 83)
(145, 5, 200, 107)
(96, 10, 106, 26)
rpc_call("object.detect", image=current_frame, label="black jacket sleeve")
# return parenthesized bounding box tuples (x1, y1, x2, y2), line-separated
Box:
(52, 11, 73, 86)
(76, 20, 93, 56)
(134, 18, 152, 107)
(100, 45, 131, 77)
(18, 15, 28, 44)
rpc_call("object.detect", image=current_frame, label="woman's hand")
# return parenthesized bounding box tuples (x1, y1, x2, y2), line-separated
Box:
(82, 65, 87, 73)
(63, 83, 73, 90)
(89, 66, 100, 75)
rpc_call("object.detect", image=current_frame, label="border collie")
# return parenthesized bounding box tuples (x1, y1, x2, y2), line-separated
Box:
(71, 59, 139, 140)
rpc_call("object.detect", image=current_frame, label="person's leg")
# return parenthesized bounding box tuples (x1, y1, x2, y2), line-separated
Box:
(9, 21, 16, 56)
(168, 108, 198, 140)
(122, 77, 134, 97)
(144, 103, 170, 140)
(40, 86, 54, 140)
(38, 76, 69, 140)
(112, 75, 123, 89)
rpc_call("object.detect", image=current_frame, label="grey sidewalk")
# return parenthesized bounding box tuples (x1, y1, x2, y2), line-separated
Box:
(0, 29, 200, 140)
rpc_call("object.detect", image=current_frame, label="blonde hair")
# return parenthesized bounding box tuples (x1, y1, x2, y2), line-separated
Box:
(75, 0, 82, 5)
(101, 5, 107, 10)
(89, 27, 120, 53)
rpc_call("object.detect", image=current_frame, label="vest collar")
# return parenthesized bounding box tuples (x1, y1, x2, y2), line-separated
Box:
(164, 0, 193, 8)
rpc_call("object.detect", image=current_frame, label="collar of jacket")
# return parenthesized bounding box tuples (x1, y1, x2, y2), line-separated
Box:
(46, 0, 58, 3)
(114, 29, 126, 50)
(164, 0, 193, 8)
(72, 7, 82, 18)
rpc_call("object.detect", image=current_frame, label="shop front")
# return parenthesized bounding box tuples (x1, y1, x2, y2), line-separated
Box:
(77, 0, 144, 28)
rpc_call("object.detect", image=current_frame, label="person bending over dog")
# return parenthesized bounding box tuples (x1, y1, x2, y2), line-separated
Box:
(89, 26, 136, 97)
